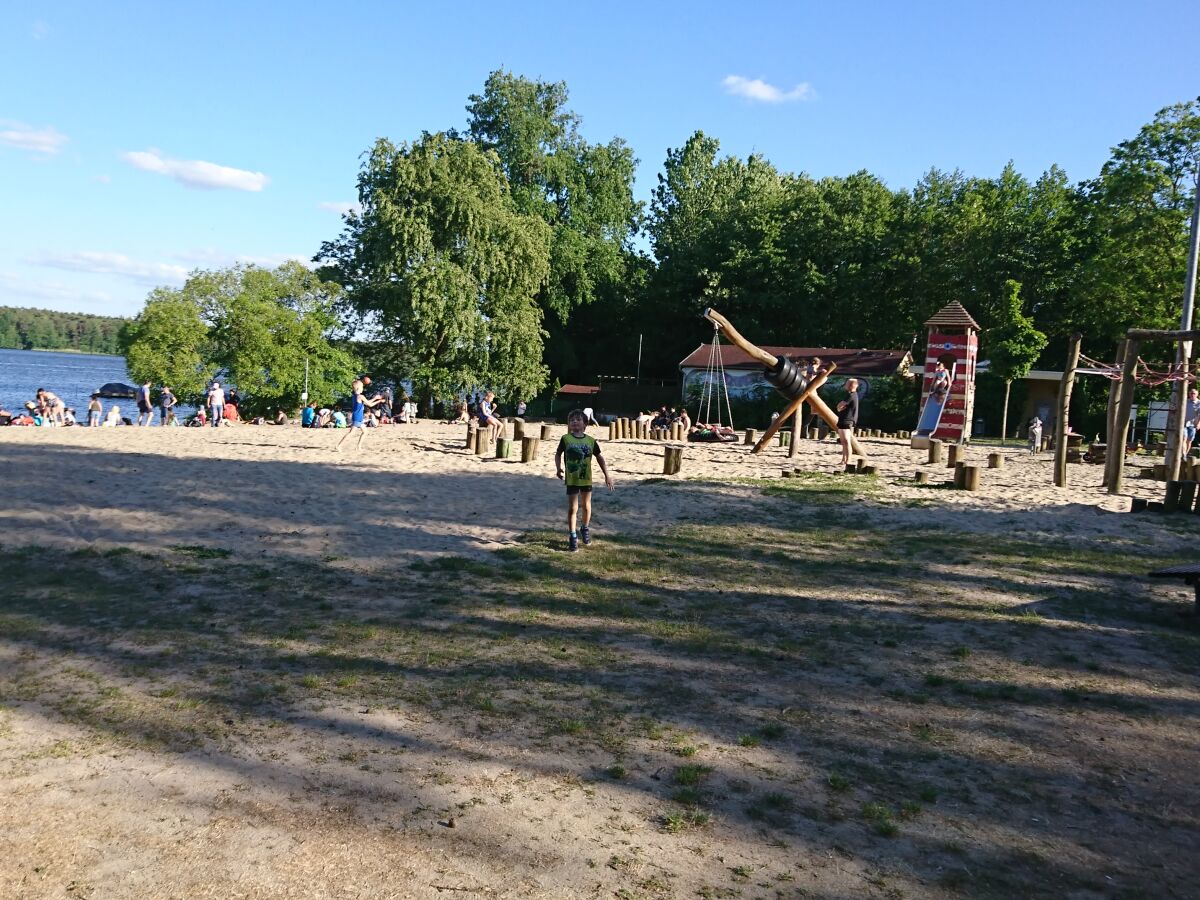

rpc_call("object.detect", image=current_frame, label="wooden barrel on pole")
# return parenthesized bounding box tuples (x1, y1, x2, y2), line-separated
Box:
(520, 436, 540, 463)
(928, 440, 943, 464)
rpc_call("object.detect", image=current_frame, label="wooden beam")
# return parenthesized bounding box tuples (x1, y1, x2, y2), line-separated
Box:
(1053, 334, 1082, 487)
(1107, 339, 1142, 495)
(1126, 328, 1200, 341)
(1102, 340, 1128, 489)
(702, 309, 778, 368)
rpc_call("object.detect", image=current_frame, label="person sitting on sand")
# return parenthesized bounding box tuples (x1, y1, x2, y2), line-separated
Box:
(103, 405, 122, 426)
(302, 403, 316, 427)
(223, 403, 240, 423)
(450, 400, 470, 424)
(273, 408, 288, 426)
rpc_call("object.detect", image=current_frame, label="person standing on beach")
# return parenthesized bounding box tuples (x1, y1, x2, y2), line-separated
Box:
(159, 386, 176, 426)
(336, 378, 384, 452)
(835, 378, 859, 468)
(87, 394, 102, 427)
(207, 382, 225, 427)
(136, 380, 153, 426)
(555, 409, 614, 552)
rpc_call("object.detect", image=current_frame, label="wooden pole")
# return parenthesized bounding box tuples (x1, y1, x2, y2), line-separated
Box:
(988, 452, 1004, 469)
(1108, 339, 1142, 495)
(702, 309, 778, 367)
(788, 406, 801, 459)
(1102, 340, 1128, 488)
(495, 438, 512, 459)
(947, 443, 964, 468)
(520, 436, 541, 462)
(928, 439, 943, 464)
(1054, 334, 1083, 488)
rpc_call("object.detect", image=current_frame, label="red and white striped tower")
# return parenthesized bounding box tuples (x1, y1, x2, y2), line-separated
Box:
(921, 301, 980, 442)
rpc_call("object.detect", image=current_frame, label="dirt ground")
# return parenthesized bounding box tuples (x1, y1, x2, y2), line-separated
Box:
(1, 425, 1198, 898)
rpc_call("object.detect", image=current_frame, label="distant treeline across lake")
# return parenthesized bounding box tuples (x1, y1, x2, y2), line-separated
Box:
(0, 306, 129, 356)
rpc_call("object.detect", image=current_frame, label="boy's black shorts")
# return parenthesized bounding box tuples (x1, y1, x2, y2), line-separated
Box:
(565, 485, 593, 496)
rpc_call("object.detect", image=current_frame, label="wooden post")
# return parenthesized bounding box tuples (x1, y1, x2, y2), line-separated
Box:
(541, 423, 554, 441)
(914, 471, 929, 484)
(1179, 480, 1197, 512)
(1164, 480, 1184, 512)
(788, 407, 801, 459)
(947, 443, 963, 468)
(465, 424, 477, 449)
(1107, 338, 1141, 495)
(608, 422, 616, 440)
(663, 446, 683, 475)
(474, 428, 489, 456)
(961, 464, 981, 491)
(778, 430, 790, 447)
(1054, 334, 1083, 488)
(928, 440, 943, 464)
(495, 438, 512, 459)
(520, 436, 540, 462)
(1101, 340, 1128, 487)
(988, 452, 1004, 469)
(745, 428, 758, 445)
(953, 461, 967, 489)
(513, 420, 525, 442)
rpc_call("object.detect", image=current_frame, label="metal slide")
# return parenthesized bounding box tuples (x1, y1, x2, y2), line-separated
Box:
(915, 362, 957, 438)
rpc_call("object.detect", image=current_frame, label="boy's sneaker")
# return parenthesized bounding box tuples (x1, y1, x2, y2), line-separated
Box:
(568, 533, 579, 552)
(580, 525, 591, 546)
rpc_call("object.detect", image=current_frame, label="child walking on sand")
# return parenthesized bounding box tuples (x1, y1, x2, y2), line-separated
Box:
(555, 409, 615, 552)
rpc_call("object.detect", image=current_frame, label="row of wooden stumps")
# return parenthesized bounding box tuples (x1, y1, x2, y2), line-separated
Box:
(466, 420, 555, 462)
(914, 440, 1006, 492)
(1132, 479, 1200, 514)
(466, 419, 688, 474)
(608, 419, 687, 441)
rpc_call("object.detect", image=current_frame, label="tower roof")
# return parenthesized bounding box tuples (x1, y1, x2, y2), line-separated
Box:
(924, 301, 980, 331)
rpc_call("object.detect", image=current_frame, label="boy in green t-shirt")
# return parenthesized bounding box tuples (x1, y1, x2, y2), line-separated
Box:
(555, 409, 615, 552)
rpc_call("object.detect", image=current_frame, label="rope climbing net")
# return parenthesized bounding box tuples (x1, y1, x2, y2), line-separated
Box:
(695, 326, 735, 430)
(1079, 353, 1197, 387)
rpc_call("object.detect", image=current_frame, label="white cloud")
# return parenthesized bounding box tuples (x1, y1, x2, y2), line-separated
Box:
(0, 272, 112, 308)
(121, 148, 269, 192)
(169, 249, 311, 270)
(318, 200, 362, 216)
(0, 119, 68, 155)
(31, 251, 188, 286)
(32, 20, 50, 40)
(722, 75, 816, 104)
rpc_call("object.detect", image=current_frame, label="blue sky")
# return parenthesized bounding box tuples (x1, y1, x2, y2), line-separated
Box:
(1, 0, 1195, 318)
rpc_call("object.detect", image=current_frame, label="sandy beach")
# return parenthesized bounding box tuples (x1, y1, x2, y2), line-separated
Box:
(0, 419, 1167, 566)
(3, 420, 1197, 899)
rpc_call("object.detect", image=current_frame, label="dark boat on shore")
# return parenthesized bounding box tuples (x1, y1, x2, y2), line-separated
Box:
(96, 381, 137, 399)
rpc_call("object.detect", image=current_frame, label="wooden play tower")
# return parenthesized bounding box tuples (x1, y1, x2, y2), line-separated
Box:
(911, 301, 980, 448)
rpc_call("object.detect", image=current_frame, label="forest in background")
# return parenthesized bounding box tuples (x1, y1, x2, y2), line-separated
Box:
(0, 306, 128, 355)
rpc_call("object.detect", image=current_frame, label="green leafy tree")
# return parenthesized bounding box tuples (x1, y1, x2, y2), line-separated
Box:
(987, 280, 1048, 442)
(1073, 97, 1200, 343)
(466, 70, 643, 330)
(122, 263, 356, 413)
(319, 132, 552, 404)
(120, 290, 212, 402)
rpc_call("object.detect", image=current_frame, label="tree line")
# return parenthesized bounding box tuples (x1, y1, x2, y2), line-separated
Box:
(0, 306, 127, 355)
(120, 74, 1200, 428)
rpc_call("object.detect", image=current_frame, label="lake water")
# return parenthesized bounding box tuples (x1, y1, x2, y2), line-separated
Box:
(0, 347, 134, 416)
